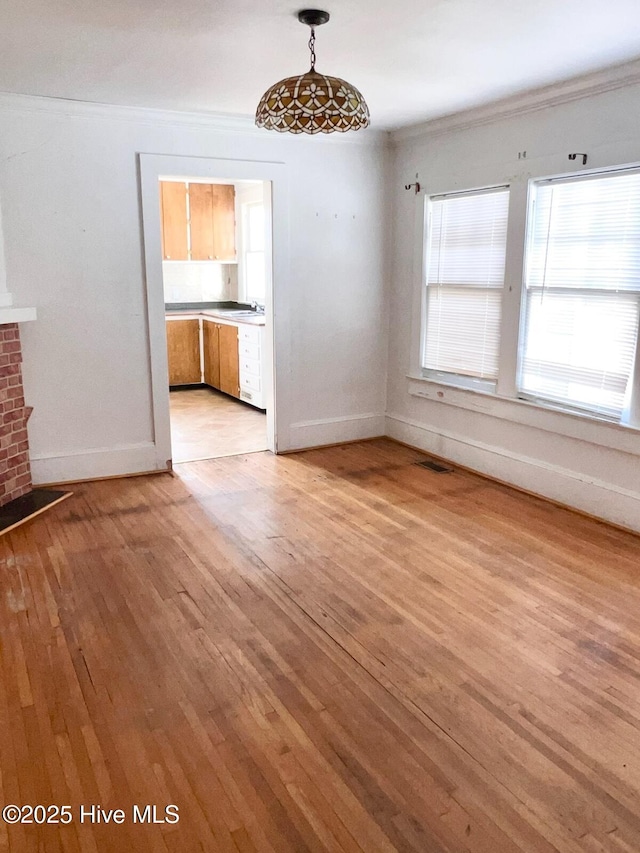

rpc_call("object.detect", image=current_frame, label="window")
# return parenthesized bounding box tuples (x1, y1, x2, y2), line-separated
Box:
(520, 171, 640, 421)
(423, 187, 510, 389)
(417, 167, 640, 429)
(242, 201, 266, 303)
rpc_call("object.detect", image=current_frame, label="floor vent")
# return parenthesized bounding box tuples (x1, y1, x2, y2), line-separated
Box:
(415, 459, 454, 473)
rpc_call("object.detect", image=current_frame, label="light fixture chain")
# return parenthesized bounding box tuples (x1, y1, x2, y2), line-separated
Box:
(308, 27, 316, 70)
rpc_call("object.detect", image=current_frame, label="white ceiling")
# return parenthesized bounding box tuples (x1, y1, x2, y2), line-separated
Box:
(3, 0, 640, 130)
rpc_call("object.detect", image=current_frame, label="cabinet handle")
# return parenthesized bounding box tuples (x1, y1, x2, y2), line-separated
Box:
(166, 255, 170, 259)
(208, 255, 213, 259)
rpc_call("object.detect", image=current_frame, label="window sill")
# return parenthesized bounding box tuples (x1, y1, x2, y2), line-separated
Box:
(406, 374, 640, 458)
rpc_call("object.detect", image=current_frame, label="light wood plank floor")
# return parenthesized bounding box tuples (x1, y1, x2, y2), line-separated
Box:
(170, 387, 267, 463)
(2, 439, 640, 851)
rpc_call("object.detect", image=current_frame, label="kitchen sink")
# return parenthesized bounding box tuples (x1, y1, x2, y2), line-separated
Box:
(211, 308, 264, 317)
(212, 310, 261, 317)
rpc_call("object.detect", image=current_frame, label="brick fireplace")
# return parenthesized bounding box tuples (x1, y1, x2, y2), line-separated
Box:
(0, 323, 32, 508)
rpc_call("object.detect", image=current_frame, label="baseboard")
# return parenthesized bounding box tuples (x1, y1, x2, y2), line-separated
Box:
(30, 416, 640, 536)
(385, 414, 640, 534)
(30, 442, 168, 486)
(29, 415, 385, 483)
(286, 413, 386, 451)
(279, 436, 384, 455)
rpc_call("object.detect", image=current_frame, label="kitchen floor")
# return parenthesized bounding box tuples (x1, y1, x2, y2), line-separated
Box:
(170, 387, 267, 463)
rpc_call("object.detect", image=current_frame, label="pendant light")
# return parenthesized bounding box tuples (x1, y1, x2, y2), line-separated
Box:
(255, 9, 370, 134)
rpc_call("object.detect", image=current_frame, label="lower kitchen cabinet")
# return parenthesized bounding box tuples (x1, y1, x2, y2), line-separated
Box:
(166, 319, 201, 385)
(203, 320, 240, 399)
(238, 324, 266, 409)
(202, 320, 220, 388)
(167, 316, 258, 404)
(218, 324, 240, 398)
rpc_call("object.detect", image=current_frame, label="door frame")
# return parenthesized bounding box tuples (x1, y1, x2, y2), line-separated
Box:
(139, 153, 287, 468)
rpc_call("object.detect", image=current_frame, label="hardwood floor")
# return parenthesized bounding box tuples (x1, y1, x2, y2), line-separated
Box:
(170, 387, 267, 463)
(2, 439, 640, 851)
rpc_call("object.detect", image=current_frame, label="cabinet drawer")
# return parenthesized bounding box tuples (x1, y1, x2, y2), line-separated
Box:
(239, 341, 260, 361)
(240, 356, 261, 378)
(240, 373, 261, 392)
(238, 325, 261, 344)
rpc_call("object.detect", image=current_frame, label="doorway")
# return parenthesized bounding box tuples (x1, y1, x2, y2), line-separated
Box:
(139, 155, 284, 472)
(162, 178, 270, 462)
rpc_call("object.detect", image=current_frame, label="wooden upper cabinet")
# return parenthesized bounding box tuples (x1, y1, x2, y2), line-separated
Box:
(189, 183, 215, 261)
(160, 182, 188, 260)
(211, 185, 236, 261)
(159, 181, 236, 262)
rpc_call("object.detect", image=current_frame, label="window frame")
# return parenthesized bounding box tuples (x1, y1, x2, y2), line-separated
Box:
(239, 198, 267, 305)
(516, 166, 640, 424)
(420, 184, 511, 391)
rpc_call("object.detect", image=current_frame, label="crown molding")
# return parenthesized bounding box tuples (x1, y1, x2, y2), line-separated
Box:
(0, 91, 388, 147)
(391, 57, 640, 144)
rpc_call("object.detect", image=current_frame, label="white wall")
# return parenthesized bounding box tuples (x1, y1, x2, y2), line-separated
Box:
(0, 94, 387, 482)
(387, 80, 640, 532)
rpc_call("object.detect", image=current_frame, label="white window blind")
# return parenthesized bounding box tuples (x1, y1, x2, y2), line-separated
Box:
(423, 188, 509, 383)
(520, 171, 640, 420)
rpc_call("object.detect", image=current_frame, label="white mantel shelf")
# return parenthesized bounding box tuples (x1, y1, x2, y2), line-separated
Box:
(0, 307, 37, 324)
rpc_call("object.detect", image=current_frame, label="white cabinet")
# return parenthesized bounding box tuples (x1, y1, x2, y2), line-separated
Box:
(238, 324, 266, 409)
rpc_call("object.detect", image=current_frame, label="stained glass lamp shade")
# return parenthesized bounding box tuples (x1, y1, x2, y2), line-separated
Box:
(255, 10, 370, 135)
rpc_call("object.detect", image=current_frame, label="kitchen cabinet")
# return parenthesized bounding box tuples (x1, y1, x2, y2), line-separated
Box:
(167, 314, 258, 404)
(166, 320, 201, 385)
(203, 320, 240, 399)
(160, 182, 188, 261)
(210, 185, 236, 261)
(202, 320, 220, 388)
(160, 181, 236, 262)
(189, 183, 215, 261)
(238, 324, 266, 409)
(218, 323, 240, 397)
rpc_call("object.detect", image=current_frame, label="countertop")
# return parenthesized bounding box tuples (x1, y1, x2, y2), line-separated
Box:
(166, 308, 265, 326)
